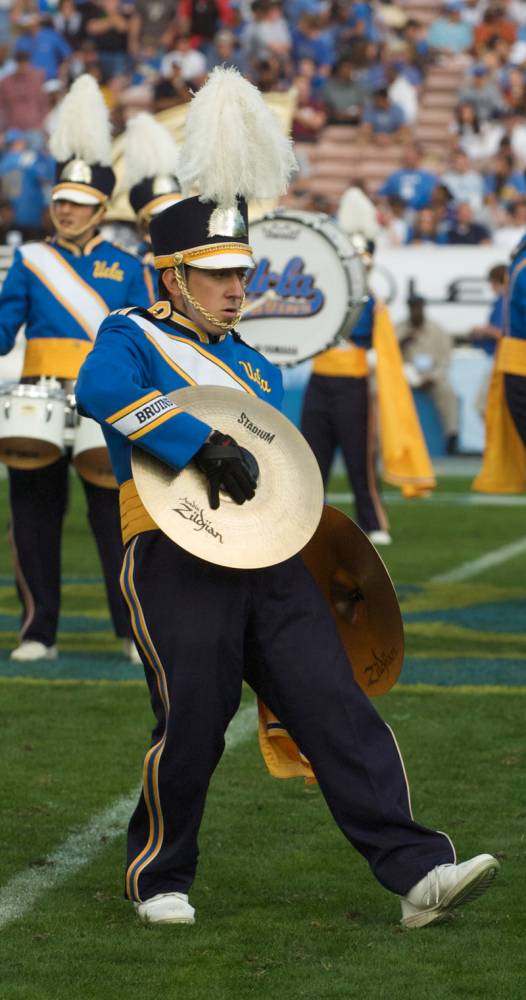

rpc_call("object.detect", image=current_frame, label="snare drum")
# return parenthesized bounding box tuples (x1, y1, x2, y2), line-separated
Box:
(0, 382, 67, 469)
(72, 414, 117, 489)
(241, 209, 368, 367)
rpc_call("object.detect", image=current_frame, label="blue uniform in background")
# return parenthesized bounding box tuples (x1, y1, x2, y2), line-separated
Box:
(504, 236, 526, 442)
(0, 233, 153, 650)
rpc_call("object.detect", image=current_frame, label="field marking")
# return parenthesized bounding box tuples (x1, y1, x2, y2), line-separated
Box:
(430, 536, 526, 583)
(327, 491, 526, 507)
(0, 700, 257, 930)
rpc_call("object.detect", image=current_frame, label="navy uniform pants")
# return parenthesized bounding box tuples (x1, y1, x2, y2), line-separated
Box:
(122, 531, 454, 905)
(8, 455, 130, 646)
(505, 373, 526, 446)
(300, 374, 387, 534)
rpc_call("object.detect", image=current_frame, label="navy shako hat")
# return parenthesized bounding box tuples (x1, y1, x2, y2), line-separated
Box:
(52, 159, 116, 206)
(150, 195, 254, 271)
(129, 174, 182, 220)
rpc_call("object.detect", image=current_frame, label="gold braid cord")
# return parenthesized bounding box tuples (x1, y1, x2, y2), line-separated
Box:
(173, 264, 245, 332)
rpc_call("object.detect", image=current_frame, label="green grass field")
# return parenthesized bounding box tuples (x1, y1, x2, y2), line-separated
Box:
(1, 472, 525, 1000)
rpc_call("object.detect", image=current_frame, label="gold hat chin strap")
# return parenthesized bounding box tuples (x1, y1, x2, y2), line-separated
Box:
(50, 201, 107, 242)
(172, 261, 245, 332)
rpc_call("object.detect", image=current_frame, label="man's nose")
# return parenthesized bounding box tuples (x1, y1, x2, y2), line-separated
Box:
(227, 274, 244, 297)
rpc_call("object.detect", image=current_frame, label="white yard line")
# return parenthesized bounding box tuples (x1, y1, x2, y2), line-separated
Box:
(0, 700, 257, 930)
(431, 537, 526, 583)
(327, 491, 526, 507)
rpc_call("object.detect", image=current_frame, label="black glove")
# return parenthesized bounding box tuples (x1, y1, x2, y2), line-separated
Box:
(194, 430, 258, 510)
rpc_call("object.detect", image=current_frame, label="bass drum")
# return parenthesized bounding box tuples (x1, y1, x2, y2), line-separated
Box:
(241, 209, 368, 367)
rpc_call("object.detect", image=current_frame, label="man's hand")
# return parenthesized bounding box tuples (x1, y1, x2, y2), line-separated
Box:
(194, 431, 258, 510)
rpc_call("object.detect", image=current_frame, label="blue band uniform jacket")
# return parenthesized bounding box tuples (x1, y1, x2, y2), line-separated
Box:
(0, 235, 154, 379)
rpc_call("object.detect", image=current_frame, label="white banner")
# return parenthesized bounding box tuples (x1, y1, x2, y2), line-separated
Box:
(370, 245, 509, 334)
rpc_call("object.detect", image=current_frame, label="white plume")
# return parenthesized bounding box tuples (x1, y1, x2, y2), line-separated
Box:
(124, 113, 180, 187)
(49, 74, 113, 165)
(337, 186, 379, 240)
(177, 67, 297, 208)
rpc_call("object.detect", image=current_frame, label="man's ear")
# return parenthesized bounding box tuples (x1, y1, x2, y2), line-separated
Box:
(161, 268, 182, 304)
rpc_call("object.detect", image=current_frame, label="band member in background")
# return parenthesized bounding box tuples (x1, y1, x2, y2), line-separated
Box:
(473, 242, 526, 493)
(76, 68, 498, 931)
(0, 75, 153, 663)
(123, 111, 183, 275)
(301, 233, 436, 546)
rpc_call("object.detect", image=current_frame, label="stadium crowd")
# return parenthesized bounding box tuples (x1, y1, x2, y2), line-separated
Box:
(0, 0, 525, 246)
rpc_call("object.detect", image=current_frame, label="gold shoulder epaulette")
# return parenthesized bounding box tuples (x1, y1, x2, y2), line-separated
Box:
(148, 301, 172, 320)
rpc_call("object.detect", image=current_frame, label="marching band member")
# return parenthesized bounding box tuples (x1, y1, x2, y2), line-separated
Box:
(473, 238, 526, 494)
(301, 221, 435, 546)
(0, 75, 153, 662)
(123, 111, 183, 272)
(76, 68, 498, 930)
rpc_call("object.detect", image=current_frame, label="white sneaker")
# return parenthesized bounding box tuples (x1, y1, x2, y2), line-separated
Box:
(10, 641, 58, 662)
(134, 892, 195, 926)
(122, 639, 141, 665)
(368, 530, 392, 546)
(401, 854, 499, 929)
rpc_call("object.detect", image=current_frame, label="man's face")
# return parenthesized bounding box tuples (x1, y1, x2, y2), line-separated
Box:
(53, 199, 98, 238)
(183, 266, 247, 334)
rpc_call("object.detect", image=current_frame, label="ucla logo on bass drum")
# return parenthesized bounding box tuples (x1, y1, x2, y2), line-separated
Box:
(245, 257, 324, 318)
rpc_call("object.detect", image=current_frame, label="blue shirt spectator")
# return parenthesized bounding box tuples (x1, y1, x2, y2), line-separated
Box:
(378, 146, 438, 210)
(14, 21, 72, 80)
(426, 2, 473, 55)
(0, 131, 52, 233)
(361, 88, 407, 137)
(469, 263, 507, 355)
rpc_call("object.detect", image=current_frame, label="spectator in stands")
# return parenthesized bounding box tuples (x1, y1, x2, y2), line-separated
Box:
(318, 55, 365, 124)
(243, 0, 292, 75)
(84, 0, 134, 81)
(0, 51, 49, 147)
(405, 207, 448, 245)
(53, 0, 86, 53)
(396, 295, 459, 454)
(493, 198, 526, 251)
(353, 39, 386, 95)
(483, 150, 526, 215)
(426, 1, 473, 57)
(291, 72, 327, 140)
(161, 33, 208, 89)
(252, 53, 290, 91)
(431, 181, 458, 230)
(468, 262, 507, 420)
(404, 18, 431, 75)
(178, 0, 235, 52)
(0, 128, 52, 239)
(376, 194, 409, 247)
(449, 100, 504, 161)
(206, 29, 245, 72)
(445, 201, 493, 244)
(458, 64, 506, 121)
(291, 12, 333, 78)
(473, 3, 518, 53)
(153, 58, 192, 112)
(377, 144, 438, 211)
(128, 0, 177, 59)
(14, 12, 72, 81)
(501, 64, 526, 115)
(359, 86, 409, 145)
(441, 149, 486, 215)
(460, 0, 483, 29)
(385, 58, 418, 125)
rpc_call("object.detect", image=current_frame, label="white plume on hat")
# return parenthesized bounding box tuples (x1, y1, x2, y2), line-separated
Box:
(177, 67, 297, 209)
(124, 112, 180, 188)
(337, 186, 379, 241)
(49, 74, 113, 166)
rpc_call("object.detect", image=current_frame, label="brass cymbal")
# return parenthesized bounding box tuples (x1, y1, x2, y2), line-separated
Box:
(132, 385, 324, 569)
(301, 505, 404, 696)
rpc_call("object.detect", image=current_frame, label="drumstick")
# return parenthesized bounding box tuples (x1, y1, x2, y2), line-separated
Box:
(242, 289, 278, 317)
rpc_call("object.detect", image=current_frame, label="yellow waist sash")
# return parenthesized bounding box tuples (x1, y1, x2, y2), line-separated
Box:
(120, 478, 158, 545)
(312, 344, 368, 377)
(496, 336, 526, 375)
(22, 338, 93, 379)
